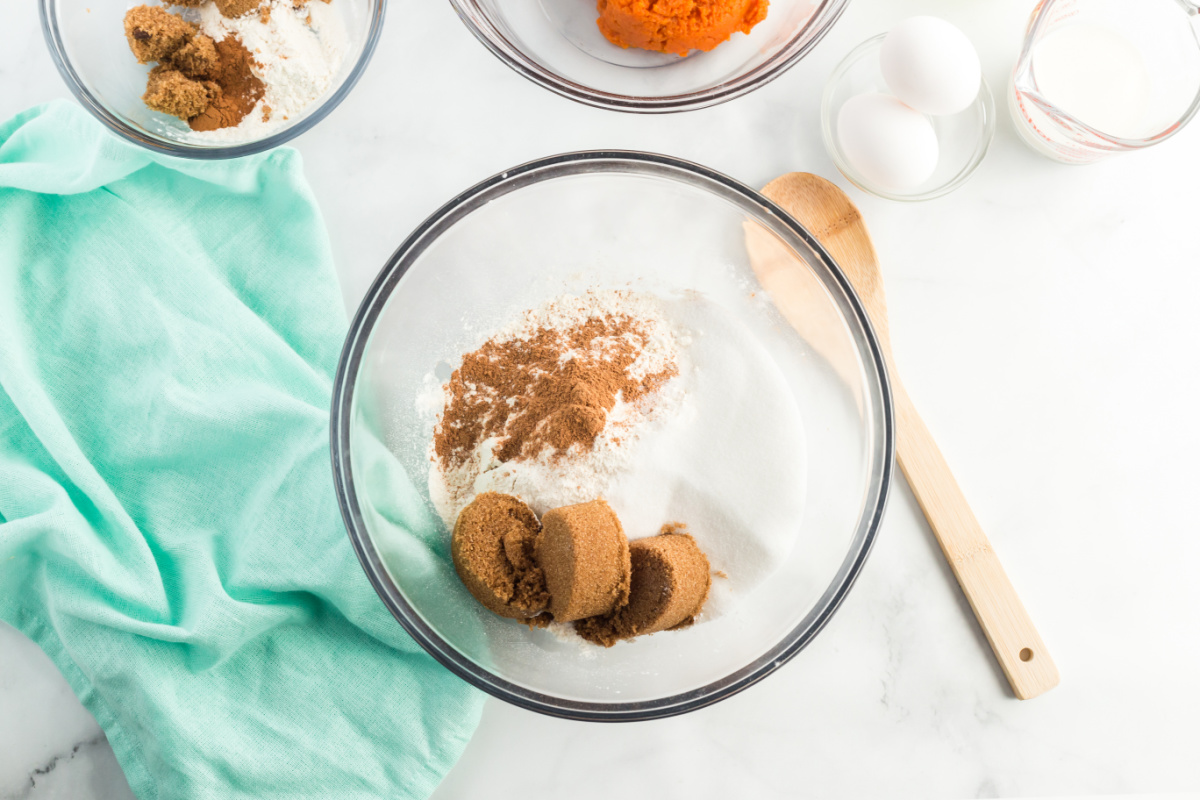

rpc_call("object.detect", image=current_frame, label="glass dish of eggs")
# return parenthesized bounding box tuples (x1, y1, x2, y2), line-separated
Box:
(821, 18, 996, 202)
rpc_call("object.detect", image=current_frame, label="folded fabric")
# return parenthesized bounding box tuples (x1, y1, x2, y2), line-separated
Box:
(0, 101, 482, 800)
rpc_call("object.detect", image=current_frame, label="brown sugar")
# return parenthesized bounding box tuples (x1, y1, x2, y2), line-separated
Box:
(188, 36, 266, 131)
(537, 499, 631, 623)
(214, 0, 262, 17)
(576, 526, 711, 647)
(123, 5, 197, 64)
(142, 66, 220, 121)
(451, 493, 550, 622)
(167, 33, 219, 79)
(123, 5, 263, 130)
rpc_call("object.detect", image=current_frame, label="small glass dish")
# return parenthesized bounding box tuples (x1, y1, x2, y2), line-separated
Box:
(39, 0, 385, 158)
(449, 0, 851, 113)
(821, 33, 996, 202)
(331, 151, 894, 721)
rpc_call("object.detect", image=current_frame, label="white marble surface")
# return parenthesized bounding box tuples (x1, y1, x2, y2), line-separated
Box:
(3, 0, 1200, 797)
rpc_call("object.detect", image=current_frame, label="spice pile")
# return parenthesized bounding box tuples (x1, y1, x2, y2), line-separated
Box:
(426, 290, 686, 527)
(122, 0, 347, 139)
(452, 493, 712, 647)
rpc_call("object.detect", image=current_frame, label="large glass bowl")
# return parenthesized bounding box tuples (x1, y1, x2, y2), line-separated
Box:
(331, 152, 893, 720)
(40, 0, 384, 158)
(448, 0, 851, 112)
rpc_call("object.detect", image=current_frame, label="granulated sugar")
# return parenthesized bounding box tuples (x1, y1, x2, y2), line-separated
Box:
(599, 295, 807, 620)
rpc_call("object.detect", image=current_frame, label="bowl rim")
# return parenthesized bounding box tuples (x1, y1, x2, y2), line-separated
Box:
(38, 0, 386, 159)
(820, 33, 997, 202)
(446, 0, 852, 113)
(330, 150, 895, 721)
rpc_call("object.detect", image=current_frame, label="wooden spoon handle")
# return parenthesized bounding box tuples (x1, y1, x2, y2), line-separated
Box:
(893, 383, 1060, 699)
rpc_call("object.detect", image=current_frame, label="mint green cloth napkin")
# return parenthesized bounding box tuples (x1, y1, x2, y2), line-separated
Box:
(0, 101, 482, 800)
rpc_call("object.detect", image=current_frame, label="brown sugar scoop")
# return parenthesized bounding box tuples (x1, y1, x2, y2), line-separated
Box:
(537, 499, 631, 623)
(749, 173, 1059, 700)
(451, 493, 550, 623)
(577, 529, 710, 647)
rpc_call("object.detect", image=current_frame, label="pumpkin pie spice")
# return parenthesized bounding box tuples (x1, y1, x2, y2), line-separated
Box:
(434, 313, 677, 473)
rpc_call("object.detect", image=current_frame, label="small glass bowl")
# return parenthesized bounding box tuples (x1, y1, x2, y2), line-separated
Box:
(449, 0, 851, 113)
(821, 33, 996, 202)
(39, 0, 385, 158)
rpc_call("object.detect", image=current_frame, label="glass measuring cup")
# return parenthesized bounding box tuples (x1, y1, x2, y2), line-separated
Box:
(1010, 0, 1200, 164)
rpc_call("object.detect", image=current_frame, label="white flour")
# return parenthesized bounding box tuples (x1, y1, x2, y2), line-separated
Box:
(422, 290, 689, 525)
(185, 0, 348, 142)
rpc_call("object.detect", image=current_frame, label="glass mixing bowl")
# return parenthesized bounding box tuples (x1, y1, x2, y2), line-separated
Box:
(40, 0, 384, 158)
(331, 152, 893, 720)
(448, 0, 851, 112)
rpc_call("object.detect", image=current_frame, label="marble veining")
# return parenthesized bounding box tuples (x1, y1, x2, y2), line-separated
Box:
(5, 733, 108, 800)
(2, 0, 1199, 797)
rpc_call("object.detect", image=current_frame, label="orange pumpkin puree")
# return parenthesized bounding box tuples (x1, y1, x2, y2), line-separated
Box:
(597, 0, 769, 58)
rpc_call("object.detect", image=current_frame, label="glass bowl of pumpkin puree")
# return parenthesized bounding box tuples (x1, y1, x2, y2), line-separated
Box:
(448, 0, 851, 112)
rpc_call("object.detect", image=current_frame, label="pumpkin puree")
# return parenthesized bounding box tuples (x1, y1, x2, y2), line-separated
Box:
(597, 0, 769, 57)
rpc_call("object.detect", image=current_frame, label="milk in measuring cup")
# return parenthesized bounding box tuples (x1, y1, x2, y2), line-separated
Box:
(1010, 0, 1200, 164)
(1032, 23, 1153, 139)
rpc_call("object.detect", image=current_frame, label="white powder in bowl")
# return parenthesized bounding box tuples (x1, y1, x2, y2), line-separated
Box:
(423, 290, 688, 524)
(418, 289, 808, 626)
(184, 0, 348, 143)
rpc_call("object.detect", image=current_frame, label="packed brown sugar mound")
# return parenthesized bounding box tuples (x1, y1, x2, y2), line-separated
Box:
(124, 5, 198, 63)
(451, 493, 551, 624)
(577, 525, 711, 647)
(143, 66, 221, 120)
(170, 34, 220, 77)
(537, 499, 631, 623)
(213, 0, 262, 17)
(123, 5, 264, 129)
(450, 492, 712, 646)
(597, 0, 769, 58)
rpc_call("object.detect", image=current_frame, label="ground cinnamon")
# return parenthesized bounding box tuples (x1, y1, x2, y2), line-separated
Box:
(189, 37, 265, 131)
(434, 314, 676, 470)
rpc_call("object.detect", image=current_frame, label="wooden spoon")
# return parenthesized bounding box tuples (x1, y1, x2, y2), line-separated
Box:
(756, 173, 1059, 700)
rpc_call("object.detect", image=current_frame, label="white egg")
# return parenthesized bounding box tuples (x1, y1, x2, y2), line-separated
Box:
(837, 93, 939, 192)
(881, 16, 981, 116)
